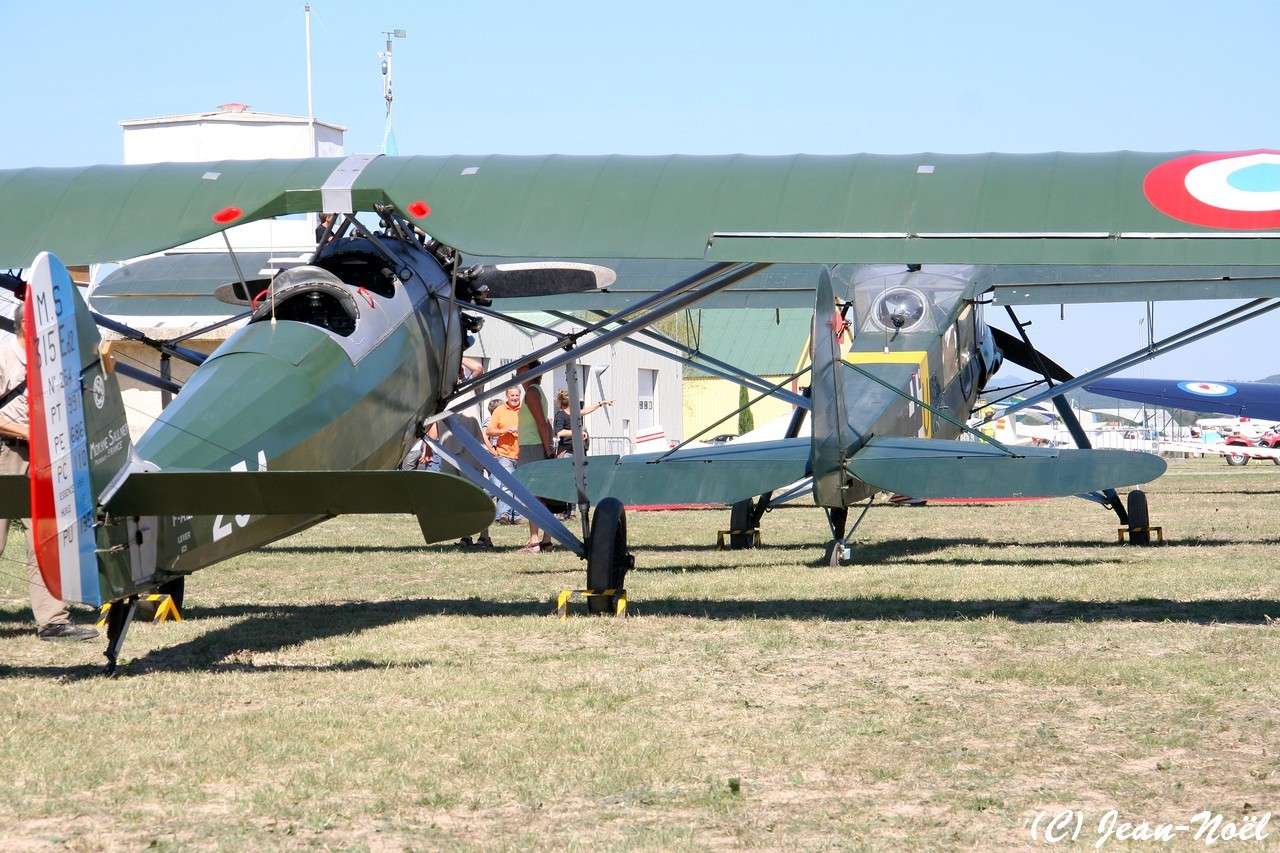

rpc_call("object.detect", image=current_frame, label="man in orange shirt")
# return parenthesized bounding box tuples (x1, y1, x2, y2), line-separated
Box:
(485, 386, 523, 524)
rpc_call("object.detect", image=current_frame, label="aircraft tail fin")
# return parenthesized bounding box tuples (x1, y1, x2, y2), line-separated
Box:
(24, 252, 133, 606)
(810, 268, 853, 507)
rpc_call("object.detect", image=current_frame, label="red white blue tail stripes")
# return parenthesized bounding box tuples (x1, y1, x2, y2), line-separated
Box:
(25, 252, 101, 606)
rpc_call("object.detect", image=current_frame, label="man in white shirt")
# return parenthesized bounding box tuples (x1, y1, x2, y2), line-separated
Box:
(0, 304, 97, 641)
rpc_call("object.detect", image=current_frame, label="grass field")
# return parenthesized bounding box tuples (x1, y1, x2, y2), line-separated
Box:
(0, 458, 1278, 849)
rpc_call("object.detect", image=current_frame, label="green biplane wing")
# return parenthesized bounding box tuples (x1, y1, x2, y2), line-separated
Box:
(104, 469, 495, 543)
(9, 152, 1280, 271)
(514, 438, 811, 506)
(846, 437, 1167, 499)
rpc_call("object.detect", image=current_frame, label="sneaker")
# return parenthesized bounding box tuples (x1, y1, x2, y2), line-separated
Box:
(457, 536, 474, 548)
(475, 536, 495, 550)
(37, 623, 99, 642)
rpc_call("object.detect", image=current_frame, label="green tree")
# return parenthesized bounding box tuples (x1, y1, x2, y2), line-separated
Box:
(737, 385, 754, 435)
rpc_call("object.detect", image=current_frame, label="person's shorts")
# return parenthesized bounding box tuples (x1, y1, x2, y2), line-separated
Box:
(518, 445, 548, 466)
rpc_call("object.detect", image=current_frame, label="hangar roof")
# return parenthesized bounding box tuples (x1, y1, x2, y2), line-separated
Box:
(686, 308, 812, 378)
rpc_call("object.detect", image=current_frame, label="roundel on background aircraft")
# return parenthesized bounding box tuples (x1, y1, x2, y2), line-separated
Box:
(1176, 381, 1237, 397)
(1144, 150, 1280, 229)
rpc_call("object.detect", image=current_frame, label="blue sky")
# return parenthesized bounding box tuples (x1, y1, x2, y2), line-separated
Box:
(5, 0, 1280, 378)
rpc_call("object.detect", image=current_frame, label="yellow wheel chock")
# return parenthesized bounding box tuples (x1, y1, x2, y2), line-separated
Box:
(97, 594, 182, 628)
(1117, 525, 1165, 544)
(716, 528, 762, 550)
(554, 588, 627, 618)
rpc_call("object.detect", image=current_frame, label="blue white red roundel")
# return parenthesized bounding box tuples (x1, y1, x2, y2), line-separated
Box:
(1177, 381, 1237, 397)
(1144, 150, 1280, 229)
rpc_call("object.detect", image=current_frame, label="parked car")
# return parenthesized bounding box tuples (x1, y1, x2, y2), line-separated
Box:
(1223, 430, 1280, 465)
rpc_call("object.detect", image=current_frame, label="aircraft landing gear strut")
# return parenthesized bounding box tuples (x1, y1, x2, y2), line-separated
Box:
(103, 595, 139, 677)
(822, 493, 878, 566)
(823, 507, 849, 567)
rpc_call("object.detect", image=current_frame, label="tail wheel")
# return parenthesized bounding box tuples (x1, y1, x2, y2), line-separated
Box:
(728, 500, 756, 550)
(586, 497, 630, 614)
(1126, 490, 1151, 546)
(1226, 450, 1250, 466)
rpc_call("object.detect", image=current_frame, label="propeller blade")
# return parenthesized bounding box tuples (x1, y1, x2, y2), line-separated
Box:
(214, 277, 273, 306)
(467, 262, 616, 299)
(991, 326, 1073, 383)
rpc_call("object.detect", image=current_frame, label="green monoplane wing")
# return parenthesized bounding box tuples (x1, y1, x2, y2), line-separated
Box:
(514, 438, 811, 506)
(9, 152, 1280, 269)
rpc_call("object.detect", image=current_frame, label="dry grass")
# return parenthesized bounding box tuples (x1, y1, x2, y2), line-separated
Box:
(0, 458, 1278, 850)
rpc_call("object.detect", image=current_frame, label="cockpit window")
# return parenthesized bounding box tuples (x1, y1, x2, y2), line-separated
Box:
(269, 289, 357, 336)
(318, 248, 398, 298)
(871, 288, 928, 332)
(248, 265, 359, 337)
(840, 267, 968, 337)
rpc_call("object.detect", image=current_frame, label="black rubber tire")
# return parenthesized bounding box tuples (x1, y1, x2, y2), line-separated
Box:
(728, 500, 755, 550)
(1226, 451, 1250, 466)
(1126, 490, 1151, 546)
(586, 498, 629, 614)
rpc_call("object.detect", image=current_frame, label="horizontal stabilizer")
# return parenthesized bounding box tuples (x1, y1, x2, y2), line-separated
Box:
(515, 439, 810, 506)
(847, 437, 1166, 499)
(105, 470, 495, 543)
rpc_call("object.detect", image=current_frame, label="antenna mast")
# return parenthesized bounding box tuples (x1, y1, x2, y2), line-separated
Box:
(305, 4, 316, 156)
(379, 28, 406, 155)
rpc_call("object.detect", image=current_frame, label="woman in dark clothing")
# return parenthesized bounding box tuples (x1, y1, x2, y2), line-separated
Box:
(554, 389, 612, 457)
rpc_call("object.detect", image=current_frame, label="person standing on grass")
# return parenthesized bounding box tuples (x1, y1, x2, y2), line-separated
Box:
(516, 361, 555, 553)
(485, 386, 524, 525)
(0, 304, 97, 641)
(553, 389, 612, 457)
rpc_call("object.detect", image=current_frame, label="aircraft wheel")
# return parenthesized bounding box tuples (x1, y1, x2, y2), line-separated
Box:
(1126, 490, 1151, 546)
(728, 500, 756, 549)
(586, 497, 630, 614)
(1226, 452, 1250, 466)
(823, 540, 846, 567)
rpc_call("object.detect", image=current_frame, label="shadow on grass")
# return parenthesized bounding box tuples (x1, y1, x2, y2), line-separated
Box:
(259, 544, 444, 555)
(1177, 489, 1280, 496)
(3, 593, 1278, 680)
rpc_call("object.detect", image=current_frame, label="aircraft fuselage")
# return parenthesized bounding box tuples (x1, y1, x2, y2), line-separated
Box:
(95, 235, 462, 598)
